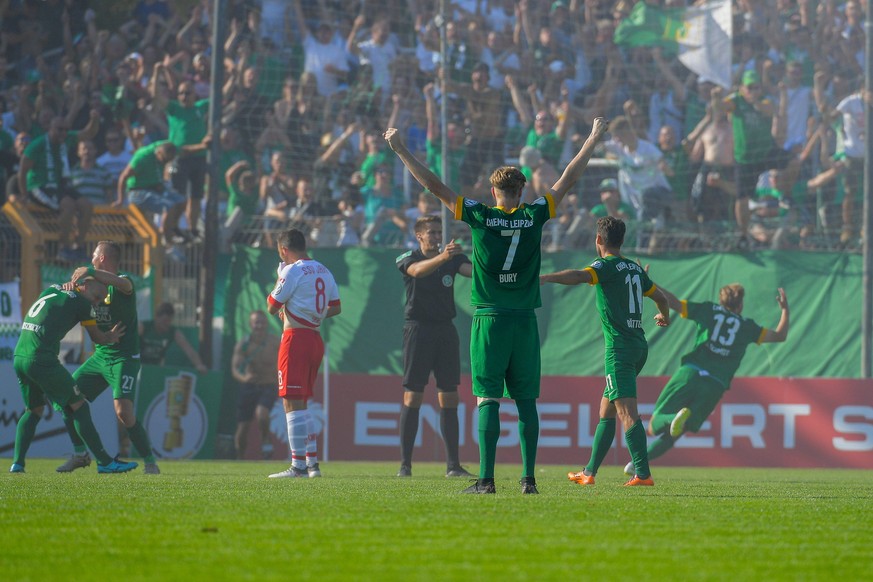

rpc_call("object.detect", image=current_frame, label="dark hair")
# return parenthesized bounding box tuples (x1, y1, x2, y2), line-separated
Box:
(597, 216, 626, 247)
(156, 301, 175, 317)
(96, 240, 121, 262)
(277, 228, 306, 252)
(414, 215, 441, 234)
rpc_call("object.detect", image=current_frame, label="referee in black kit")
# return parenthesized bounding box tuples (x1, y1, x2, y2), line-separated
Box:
(395, 215, 474, 478)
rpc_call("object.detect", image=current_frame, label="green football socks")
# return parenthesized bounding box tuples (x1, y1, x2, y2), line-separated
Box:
(477, 400, 500, 479)
(13, 409, 40, 466)
(585, 417, 616, 475)
(62, 415, 88, 454)
(69, 404, 112, 465)
(647, 433, 676, 461)
(127, 421, 156, 463)
(515, 399, 539, 479)
(625, 419, 650, 478)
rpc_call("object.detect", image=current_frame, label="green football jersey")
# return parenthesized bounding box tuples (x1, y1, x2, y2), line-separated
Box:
(14, 285, 97, 360)
(584, 254, 656, 350)
(680, 300, 765, 386)
(92, 274, 140, 359)
(456, 194, 554, 309)
(727, 93, 775, 164)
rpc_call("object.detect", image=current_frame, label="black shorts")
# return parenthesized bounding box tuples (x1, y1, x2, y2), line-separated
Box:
(170, 155, 207, 199)
(236, 382, 278, 422)
(735, 147, 793, 199)
(402, 321, 460, 392)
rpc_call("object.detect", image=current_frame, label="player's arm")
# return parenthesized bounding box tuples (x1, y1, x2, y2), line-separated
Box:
(540, 268, 593, 286)
(646, 286, 671, 327)
(760, 288, 789, 343)
(83, 321, 125, 345)
(71, 266, 133, 294)
(383, 127, 458, 211)
(326, 303, 342, 318)
(173, 329, 208, 373)
(406, 243, 463, 278)
(650, 282, 683, 313)
(458, 261, 472, 278)
(550, 117, 609, 207)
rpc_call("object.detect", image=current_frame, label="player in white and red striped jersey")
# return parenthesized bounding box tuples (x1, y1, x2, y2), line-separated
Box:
(266, 229, 341, 479)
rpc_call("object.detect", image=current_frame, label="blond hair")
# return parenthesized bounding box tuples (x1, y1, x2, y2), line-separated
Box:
(719, 284, 745, 312)
(489, 166, 526, 197)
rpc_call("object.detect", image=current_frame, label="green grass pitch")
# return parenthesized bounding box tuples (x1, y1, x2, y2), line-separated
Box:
(3, 461, 872, 581)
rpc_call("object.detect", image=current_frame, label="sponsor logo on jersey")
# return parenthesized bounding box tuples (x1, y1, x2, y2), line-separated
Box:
(273, 278, 285, 295)
(592, 260, 603, 269)
(464, 198, 478, 207)
(441, 274, 453, 287)
(485, 217, 534, 228)
(93, 304, 112, 323)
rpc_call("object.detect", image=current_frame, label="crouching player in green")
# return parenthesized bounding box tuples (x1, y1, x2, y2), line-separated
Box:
(623, 284, 789, 475)
(56, 241, 161, 474)
(541, 216, 671, 486)
(384, 118, 610, 494)
(11, 278, 136, 474)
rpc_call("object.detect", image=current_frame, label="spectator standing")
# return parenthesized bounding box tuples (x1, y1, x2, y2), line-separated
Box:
(232, 310, 281, 460)
(18, 114, 101, 262)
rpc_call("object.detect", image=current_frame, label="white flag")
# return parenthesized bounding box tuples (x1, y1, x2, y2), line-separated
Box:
(676, 0, 733, 89)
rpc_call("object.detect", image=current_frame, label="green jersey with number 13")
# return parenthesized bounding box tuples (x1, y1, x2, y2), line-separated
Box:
(679, 300, 765, 386)
(455, 193, 554, 309)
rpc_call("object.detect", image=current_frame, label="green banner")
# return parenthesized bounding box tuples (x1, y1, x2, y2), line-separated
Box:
(224, 247, 862, 380)
(136, 365, 222, 459)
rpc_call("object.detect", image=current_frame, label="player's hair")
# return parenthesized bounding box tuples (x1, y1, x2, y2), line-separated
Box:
(157, 142, 177, 157)
(277, 228, 306, 252)
(414, 215, 441, 234)
(95, 240, 121, 262)
(719, 284, 745, 312)
(596, 215, 625, 247)
(156, 301, 175, 317)
(489, 166, 526, 197)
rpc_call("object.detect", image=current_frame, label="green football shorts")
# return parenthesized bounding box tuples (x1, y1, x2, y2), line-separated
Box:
(73, 352, 142, 402)
(14, 355, 81, 409)
(470, 308, 541, 400)
(602, 346, 648, 401)
(650, 365, 727, 434)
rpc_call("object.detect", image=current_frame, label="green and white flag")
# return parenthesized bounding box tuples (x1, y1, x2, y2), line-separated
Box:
(614, 0, 732, 89)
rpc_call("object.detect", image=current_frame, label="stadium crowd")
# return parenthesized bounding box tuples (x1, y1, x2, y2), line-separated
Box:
(0, 0, 867, 256)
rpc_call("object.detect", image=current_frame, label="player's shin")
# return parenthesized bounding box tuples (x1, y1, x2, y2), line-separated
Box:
(62, 415, 88, 454)
(477, 399, 500, 479)
(69, 404, 113, 465)
(516, 399, 539, 478)
(625, 420, 651, 478)
(399, 405, 420, 468)
(13, 409, 41, 466)
(285, 411, 307, 469)
(585, 417, 616, 476)
(127, 420, 156, 463)
(647, 433, 675, 461)
(439, 407, 460, 468)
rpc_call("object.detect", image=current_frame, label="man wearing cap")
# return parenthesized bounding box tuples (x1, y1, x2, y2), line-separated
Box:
(590, 178, 635, 221)
(713, 71, 795, 248)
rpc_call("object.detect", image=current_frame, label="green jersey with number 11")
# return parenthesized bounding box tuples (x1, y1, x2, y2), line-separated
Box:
(14, 285, 97, 360)
(455, 193, 554, 309)
(584, 254, 657, 350)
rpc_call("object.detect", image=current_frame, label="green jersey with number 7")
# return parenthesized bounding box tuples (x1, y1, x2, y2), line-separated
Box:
(455, 193, 555, 309)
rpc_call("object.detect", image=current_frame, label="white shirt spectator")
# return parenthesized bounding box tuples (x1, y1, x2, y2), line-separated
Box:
(304, 35, 350, 97)
(648, 91, 683, 144)
(604, 139, 671, 214)
(357, 37, 398, 92)
(837, 93, 865, 159)
(780, 85, 813, 150)
(96, 150, 133, 182)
